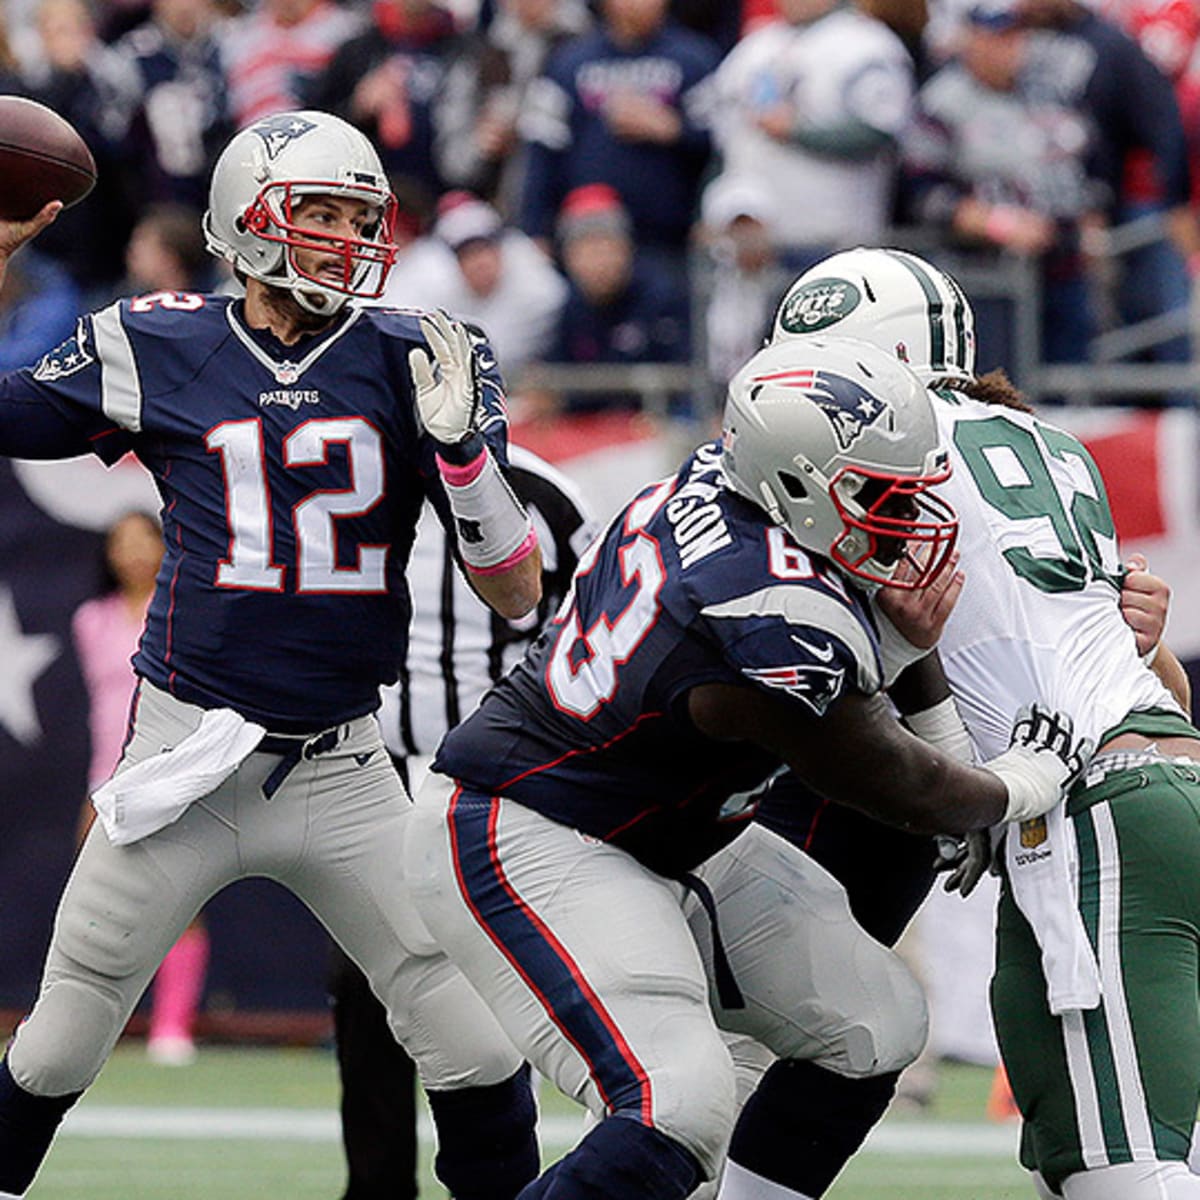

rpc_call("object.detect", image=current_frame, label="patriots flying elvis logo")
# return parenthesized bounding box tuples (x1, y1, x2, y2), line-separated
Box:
(33, 322, 94, 382)
(743, 662, 845, 716)
(752, 369, 889, 451)
(251, 114, 318, 160)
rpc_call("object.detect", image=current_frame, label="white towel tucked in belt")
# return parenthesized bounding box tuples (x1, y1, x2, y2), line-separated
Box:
(1005, 802, 1101, 1015)
(92, 708, 266, 846)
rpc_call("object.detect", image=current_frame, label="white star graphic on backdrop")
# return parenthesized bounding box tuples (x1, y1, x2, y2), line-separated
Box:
(0, 586, 58, 745)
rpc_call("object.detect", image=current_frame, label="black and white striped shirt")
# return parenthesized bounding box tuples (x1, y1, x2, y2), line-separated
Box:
(378, 444, 597, 759)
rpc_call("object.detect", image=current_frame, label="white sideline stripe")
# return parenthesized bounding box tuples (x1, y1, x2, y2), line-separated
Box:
(59, 1108, 1020, 1156)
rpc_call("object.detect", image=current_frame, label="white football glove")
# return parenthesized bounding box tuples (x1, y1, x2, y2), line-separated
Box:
(408, 309, 483, 448)
(983, 704, 1094, 824)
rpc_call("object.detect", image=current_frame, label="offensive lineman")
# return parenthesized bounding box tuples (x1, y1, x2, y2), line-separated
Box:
(728, 247, 1200, 1200)
(403, 333, 1093, 1199)
(0, 111, 543, 1199)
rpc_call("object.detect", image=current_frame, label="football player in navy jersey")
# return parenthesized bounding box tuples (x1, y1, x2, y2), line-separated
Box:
(402, 333, 1094, 1200)
(0, 111, 542, 1200)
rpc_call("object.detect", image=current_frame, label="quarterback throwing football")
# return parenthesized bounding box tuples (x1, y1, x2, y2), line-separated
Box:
(0, 111, 542, 1199)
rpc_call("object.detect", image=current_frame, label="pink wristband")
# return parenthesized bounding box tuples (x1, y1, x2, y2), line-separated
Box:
(436, 448, 488, 486)
(466, 528, 539, 576)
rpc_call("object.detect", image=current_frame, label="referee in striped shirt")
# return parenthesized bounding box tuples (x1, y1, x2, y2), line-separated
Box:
(329, 444, 597, 1200)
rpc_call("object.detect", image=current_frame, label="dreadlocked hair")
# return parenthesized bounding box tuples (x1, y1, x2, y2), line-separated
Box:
(945, 368, 1034, 414)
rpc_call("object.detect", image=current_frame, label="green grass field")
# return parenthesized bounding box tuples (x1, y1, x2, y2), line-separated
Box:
(26, 1042, 1033, 1199)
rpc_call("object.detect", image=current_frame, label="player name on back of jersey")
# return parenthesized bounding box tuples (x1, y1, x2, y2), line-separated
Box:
(666, 444, 733, 570)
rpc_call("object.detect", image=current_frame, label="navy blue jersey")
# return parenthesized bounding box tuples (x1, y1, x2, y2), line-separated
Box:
(435, 441, 885, 875)
(0, 294, 510, 732)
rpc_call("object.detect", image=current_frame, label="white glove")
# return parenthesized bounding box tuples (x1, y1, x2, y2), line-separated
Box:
(983, 705, 1094, 825)
(934, 830, 993, 897)
(408, 310, 482, 447)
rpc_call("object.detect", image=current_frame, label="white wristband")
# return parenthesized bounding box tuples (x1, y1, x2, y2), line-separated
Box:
(1142, 641, 1161, 667)
(985, 744, 1070, 824)
(904, 696, 974, 763)
(438, 447, 536, 573)
(872, 602, 931, 687)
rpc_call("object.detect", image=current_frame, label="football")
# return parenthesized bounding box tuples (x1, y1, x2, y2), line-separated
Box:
(0, 96, 97, 221)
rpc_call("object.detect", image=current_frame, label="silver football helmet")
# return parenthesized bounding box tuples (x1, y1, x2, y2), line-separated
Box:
(721, 336, 958, 589)
(772, 247, 976, 386)
(203, 111, 398, 315)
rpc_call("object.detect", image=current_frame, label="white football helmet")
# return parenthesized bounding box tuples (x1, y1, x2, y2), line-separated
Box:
(203, 111, 398, 315)
(721, 336, 958, 589)
(772, 247, 976, 386)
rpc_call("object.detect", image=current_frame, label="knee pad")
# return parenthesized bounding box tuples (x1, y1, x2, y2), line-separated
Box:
(425, 1064, 539, 1200)
(829, 954, 927, 1078)
(56, 846, 179, 981)
(637, 1021, 737, 1181)
(8, 980, 125, 1095)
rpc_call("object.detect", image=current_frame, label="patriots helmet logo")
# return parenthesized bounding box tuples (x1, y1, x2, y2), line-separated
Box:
(251, 113, 319, 160)
(752, 369, 890, 452)
(743, 662, 846, 716)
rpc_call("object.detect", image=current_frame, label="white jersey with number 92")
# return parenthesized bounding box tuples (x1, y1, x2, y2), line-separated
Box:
(931, 391, 1181, 761)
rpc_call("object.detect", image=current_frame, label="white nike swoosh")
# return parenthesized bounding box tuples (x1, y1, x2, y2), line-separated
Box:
(791, 634, 836, 662)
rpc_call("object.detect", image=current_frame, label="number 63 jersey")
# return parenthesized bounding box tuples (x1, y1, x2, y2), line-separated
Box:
(434, 441, 887, 877)
(931, 391, 1182, 761)
(0, 293, 511, 733)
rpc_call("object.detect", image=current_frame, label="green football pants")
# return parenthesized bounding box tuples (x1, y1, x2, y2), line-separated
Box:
(992, 758, 1200, 1192)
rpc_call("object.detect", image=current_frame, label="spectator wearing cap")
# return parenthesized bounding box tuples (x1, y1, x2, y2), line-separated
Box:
(711, 0, 916, 271)
(433, 0, 590, 213)
(517, 0, 720, 279)
(696, 173, 787, 393)
(902, 0, 1107, 365)
(525, 182, 692, 419)
(381, 190, 568, 383)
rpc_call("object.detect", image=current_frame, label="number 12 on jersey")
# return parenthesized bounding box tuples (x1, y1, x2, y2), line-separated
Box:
(206, 416, 387, 594)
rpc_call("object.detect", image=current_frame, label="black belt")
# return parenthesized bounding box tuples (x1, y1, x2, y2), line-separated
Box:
(258, 727, 345, 799)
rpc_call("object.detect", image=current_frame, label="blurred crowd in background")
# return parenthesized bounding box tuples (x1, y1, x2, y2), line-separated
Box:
(2, 0, 1200, 418)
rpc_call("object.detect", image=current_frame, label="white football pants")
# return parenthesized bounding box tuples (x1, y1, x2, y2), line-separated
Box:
(7, 681, 522, 1098)
(405, 773, 928, 1180)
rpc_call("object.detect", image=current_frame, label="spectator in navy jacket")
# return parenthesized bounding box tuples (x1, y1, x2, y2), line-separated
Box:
(524, 183, 691, 419)
(115, 0, 232, 213)
(517, 0, 720, 279)
(1020, 0, 1200, 384)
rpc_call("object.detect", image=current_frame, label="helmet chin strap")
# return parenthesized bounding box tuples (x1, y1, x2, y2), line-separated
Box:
(293, 285, 347, 316)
